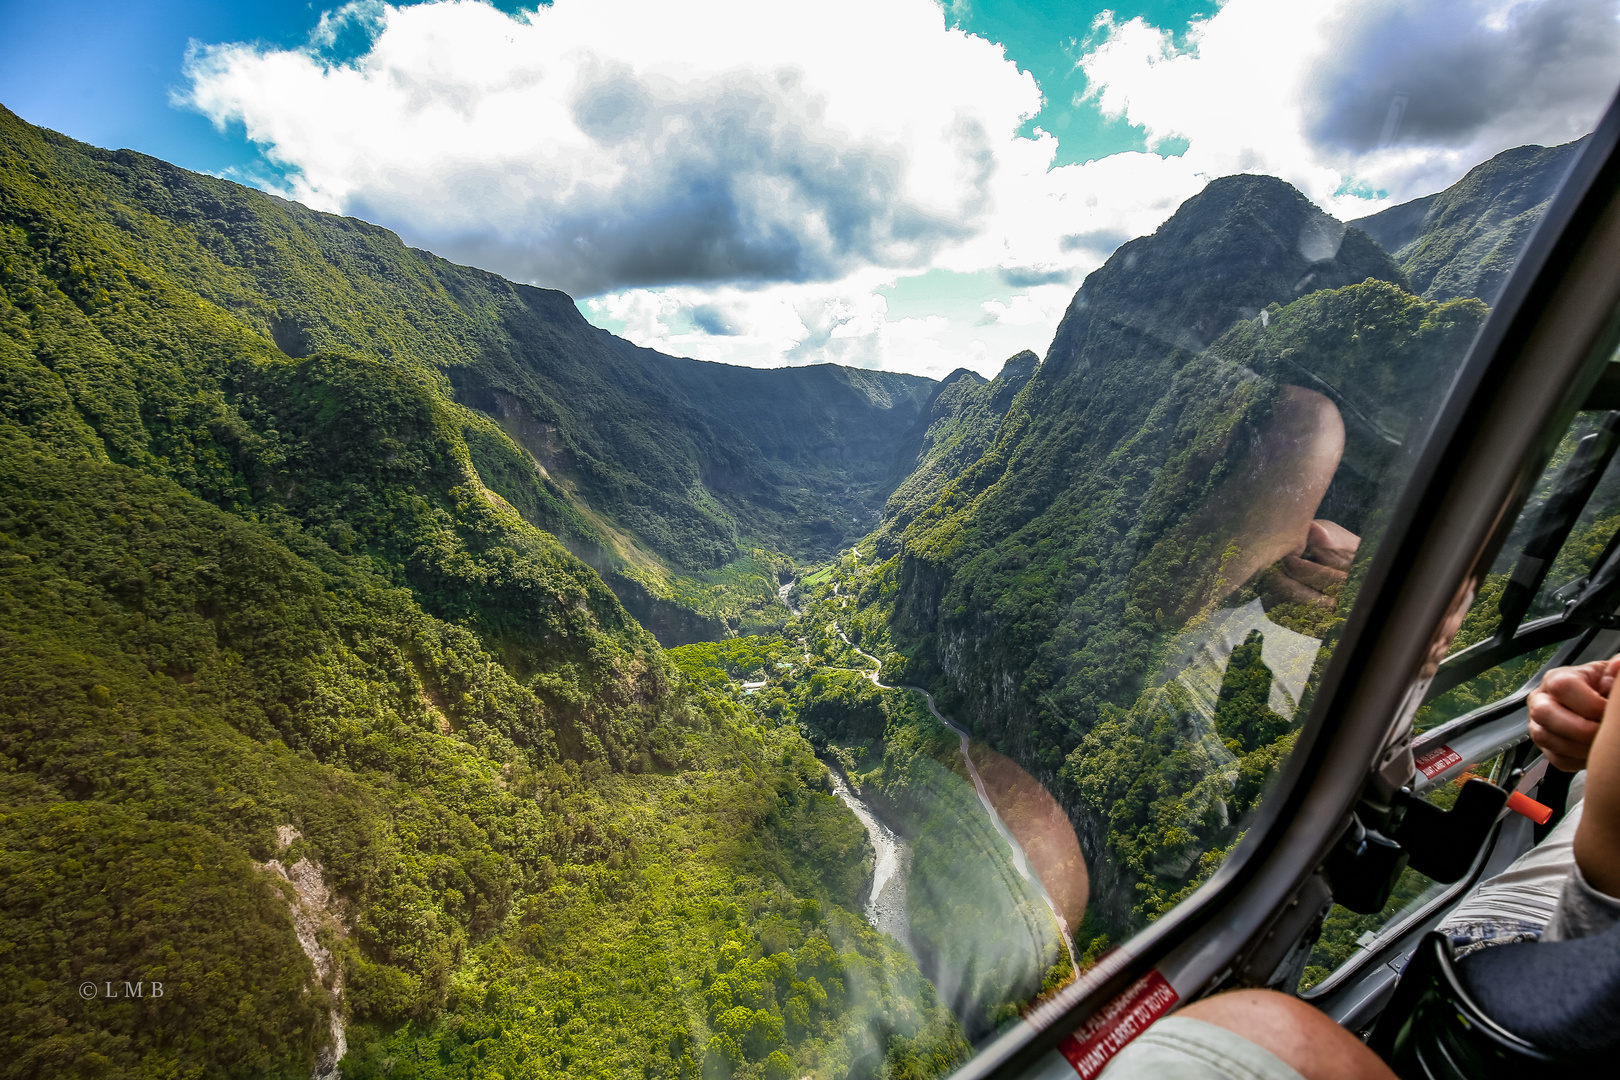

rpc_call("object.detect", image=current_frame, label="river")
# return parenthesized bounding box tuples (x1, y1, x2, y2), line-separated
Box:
(824, 579, 1080, 981)
(827, 770, 913, 951)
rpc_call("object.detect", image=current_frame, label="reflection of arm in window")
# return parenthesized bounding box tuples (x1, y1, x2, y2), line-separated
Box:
(1260, 519, 1362, 609)
(1204, 385, 1346, 604)
(1198, 385, 1371, 613)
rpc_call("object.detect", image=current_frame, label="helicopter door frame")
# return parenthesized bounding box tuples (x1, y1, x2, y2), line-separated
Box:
(960, 88, 1620, 1080)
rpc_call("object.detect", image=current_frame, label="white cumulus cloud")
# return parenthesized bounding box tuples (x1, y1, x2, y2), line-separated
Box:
(186, 0, 1047, 296)
(1076, 0, 1620, 215)
(182, 0, 1620, 377)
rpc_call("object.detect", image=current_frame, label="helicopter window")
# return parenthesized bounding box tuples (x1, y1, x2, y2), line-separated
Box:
(8, 10, 1620, 1080)
(1298, 384, 1620, 995)
(1042, 272, 1528, 993)
(1415, 645, 1561, 735)
(1298, 750, 1513, 993)
(1427, 386, 1620, 702)
(912, 133, 1620, 1059)
(742, 170, 1571, 1053)
(1520, 409, 1620, 624)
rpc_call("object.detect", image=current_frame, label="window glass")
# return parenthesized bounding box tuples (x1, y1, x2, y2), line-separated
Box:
(9, 6, 1620, 1078)
(1523, 412, 1620, 624)
(1301, 393, 1620, 993)
(1416, 397, 1620, 733)
(661, 95, 1620, 1067)
(1300, 753, 1509, 992)
(676, 168, 1601, 1053)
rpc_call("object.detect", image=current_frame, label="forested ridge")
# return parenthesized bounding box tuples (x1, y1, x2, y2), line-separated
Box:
(0, 104, 940, 645)
(1350, 138, 1582, 307)
(0, 105, 966, 1079)
(858, 143, 1576, 947)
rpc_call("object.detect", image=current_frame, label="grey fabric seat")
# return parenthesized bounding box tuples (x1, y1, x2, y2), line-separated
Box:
(1369, 919, 1620, 1078)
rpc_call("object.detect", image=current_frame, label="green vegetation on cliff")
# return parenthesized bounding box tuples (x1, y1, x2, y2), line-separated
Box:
(877, 353, 1039, 548)
(1351, 138, 1582, 305)
(873, 173, 1491, 941)
(0, 105, 966, 1080)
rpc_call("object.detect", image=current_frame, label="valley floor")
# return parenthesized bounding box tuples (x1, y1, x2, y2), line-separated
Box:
(669, 547, 1076, 1044)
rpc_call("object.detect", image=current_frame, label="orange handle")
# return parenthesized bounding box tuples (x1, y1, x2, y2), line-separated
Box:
(1506, 789, 1553, 825)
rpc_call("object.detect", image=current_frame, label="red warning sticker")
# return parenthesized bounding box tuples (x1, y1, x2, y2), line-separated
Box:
(1415, 744, 1463, 779)
(1056, 969, 1179, 1079)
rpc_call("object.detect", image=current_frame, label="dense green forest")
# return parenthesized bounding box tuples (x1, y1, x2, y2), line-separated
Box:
(0, 106, 967, 1079)
(0, 104, 942, 645)
(0, 88, 1588, 1079)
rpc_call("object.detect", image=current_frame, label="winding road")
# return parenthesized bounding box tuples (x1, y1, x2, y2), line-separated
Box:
(825, 579, 1080, 981)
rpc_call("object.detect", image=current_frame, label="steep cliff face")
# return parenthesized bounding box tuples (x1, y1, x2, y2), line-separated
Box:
(892, 175, 1405, 770)
(877, 350, 1040, 552)
(450, 323, 938, 570)
(879, 173, 1501, 936)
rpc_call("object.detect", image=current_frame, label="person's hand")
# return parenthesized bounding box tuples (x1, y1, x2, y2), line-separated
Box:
(1528, 656, 1620, 771)
(1261, 520, 1361, 608)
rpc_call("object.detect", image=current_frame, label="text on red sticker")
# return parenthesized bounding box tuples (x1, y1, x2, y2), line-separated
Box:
(1056, 969, 1179, 1079)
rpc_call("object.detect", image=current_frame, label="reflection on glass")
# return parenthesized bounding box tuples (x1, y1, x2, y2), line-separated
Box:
(1304, 380, 1620, 993)
(14, 31, 1616, 1079)
(1415, 399, 1620, 733)
(676, 269, 1499, 1057)
(685, 196, 1563, 1061)
(1522, 407, 1620, 624)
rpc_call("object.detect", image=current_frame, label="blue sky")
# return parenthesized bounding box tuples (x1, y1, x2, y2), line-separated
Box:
(3, 1, 1614, 377)
(0, 1, 1208, 180)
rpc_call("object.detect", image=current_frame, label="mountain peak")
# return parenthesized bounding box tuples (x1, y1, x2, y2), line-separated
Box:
(998, 350, 1039, 380)
(1047, 174, 1405, 369)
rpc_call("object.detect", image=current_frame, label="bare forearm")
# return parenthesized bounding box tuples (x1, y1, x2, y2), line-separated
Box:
(1574, 688, 1620, 897)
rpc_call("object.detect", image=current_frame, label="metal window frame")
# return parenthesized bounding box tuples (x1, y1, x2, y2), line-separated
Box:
(961, 88, 1620, 1080)
(1304, 619, 1620, 1003)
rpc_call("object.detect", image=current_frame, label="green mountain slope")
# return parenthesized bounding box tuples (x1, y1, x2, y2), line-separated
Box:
(877, 351, 1039, 549)
(0, 107, 965, 1079)
(1350, 139, 1582, 304)
(891, 174, 1404, 753)
(871, 174, 1489, 938)
(0, 105, 936, 644)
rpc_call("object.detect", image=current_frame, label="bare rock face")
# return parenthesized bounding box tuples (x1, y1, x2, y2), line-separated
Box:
(259, 827, 347, 1080)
